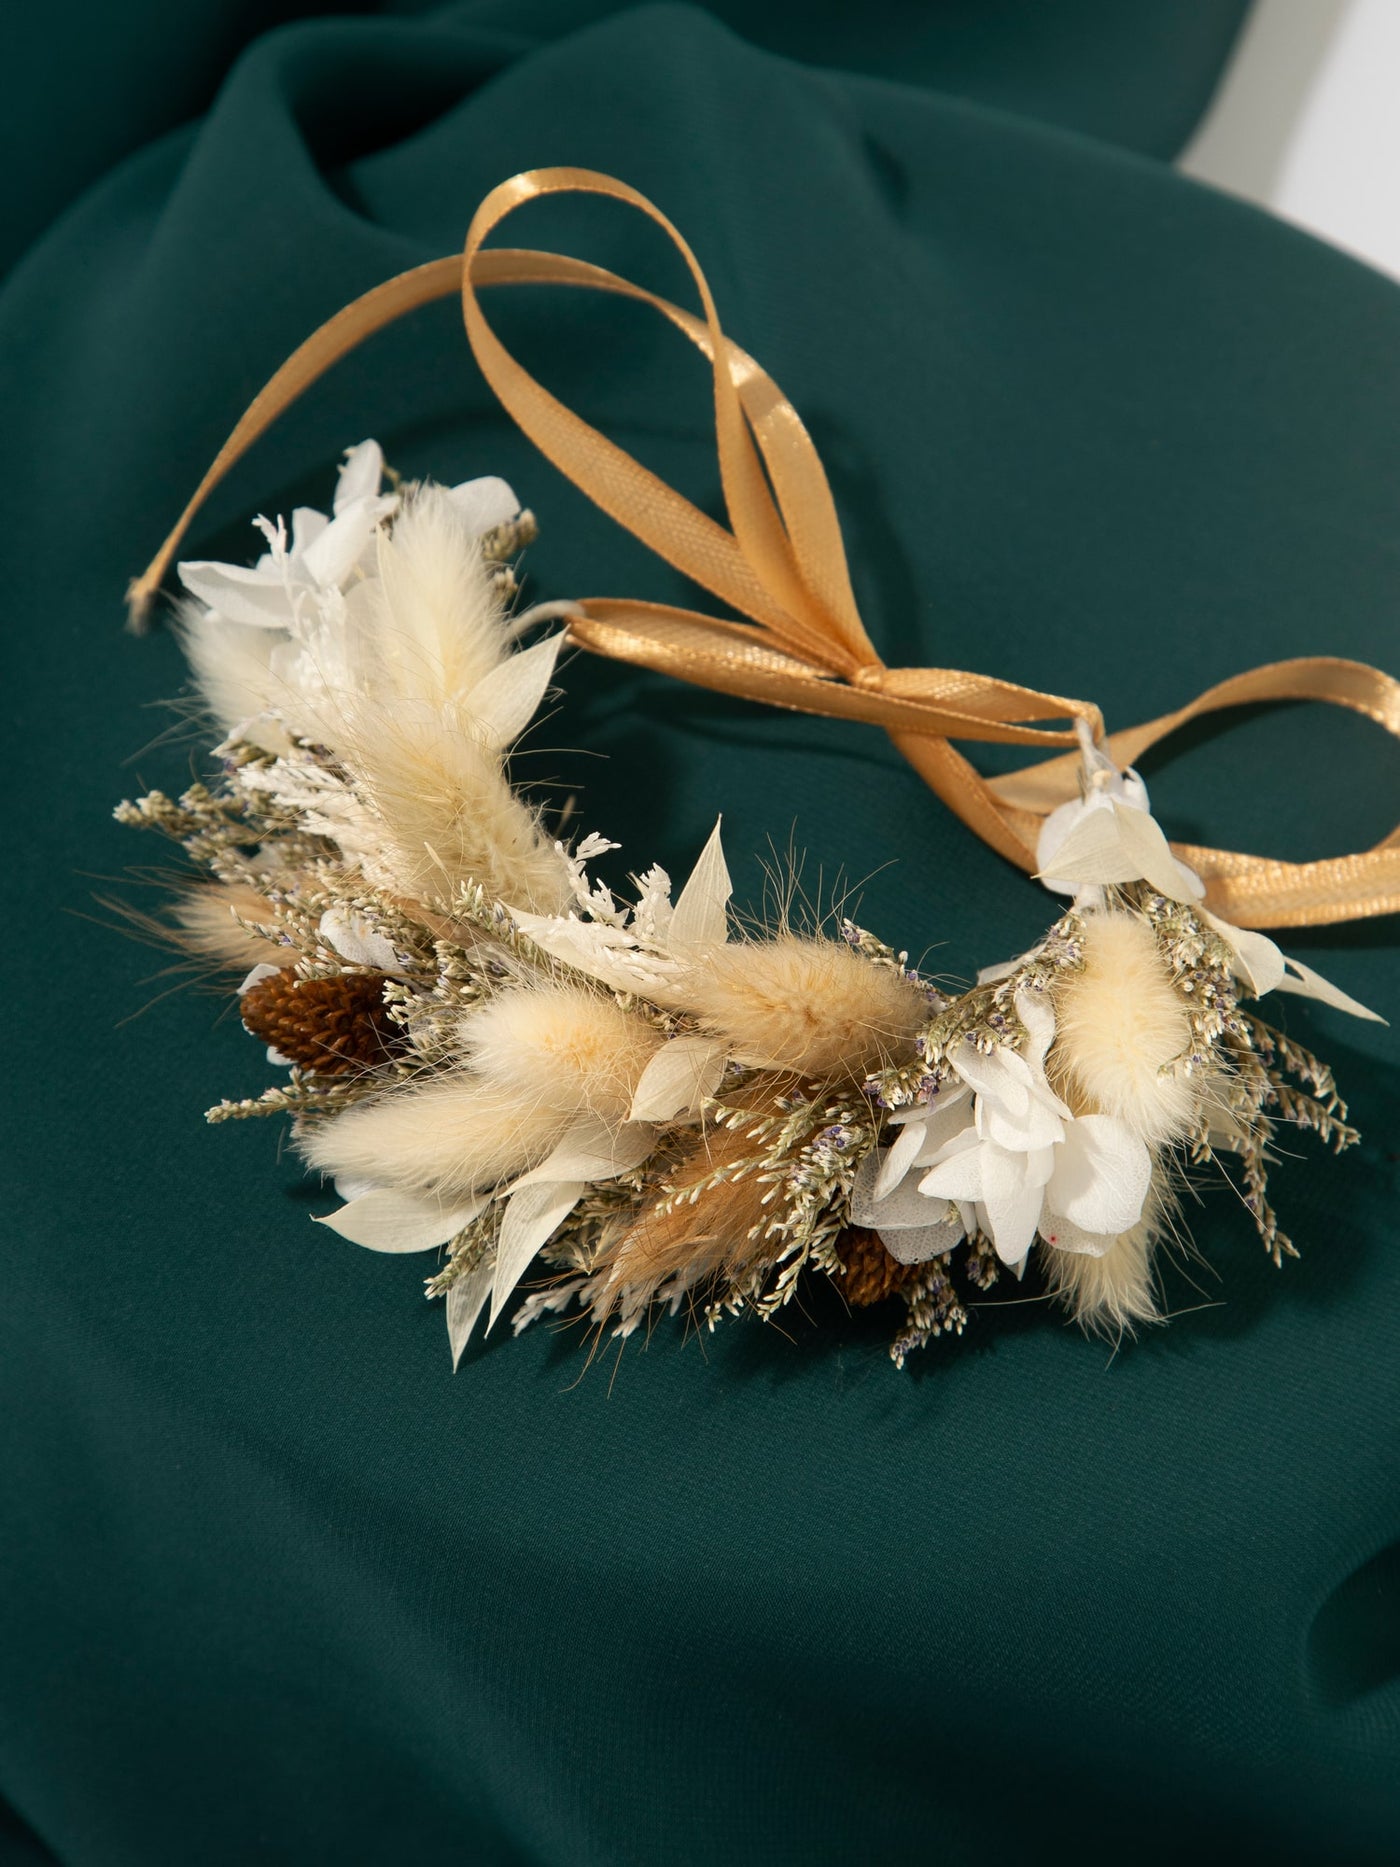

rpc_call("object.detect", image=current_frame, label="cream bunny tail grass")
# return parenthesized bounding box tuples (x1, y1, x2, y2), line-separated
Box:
(303, 1074, 563, 1197)
(460, 984, 664, 1123)
(1040, 1205, 1163, 1338)
(372, 487, 511, 710)
(304, 983, 664, 1194)
(175, 603, 283, 734)
(355, 504, 571, 913)
(302, 507, 571, 914)
(681, 935, 929, 1080)
(1050, 910, 1198, 1145)
(335, 698, 573, 914)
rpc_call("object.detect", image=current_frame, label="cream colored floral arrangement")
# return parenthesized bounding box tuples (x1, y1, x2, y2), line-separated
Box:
(118, 437, 1379, 1367)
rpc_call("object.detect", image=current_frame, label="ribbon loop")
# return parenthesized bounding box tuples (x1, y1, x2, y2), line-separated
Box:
(129, 167, 1400, 930)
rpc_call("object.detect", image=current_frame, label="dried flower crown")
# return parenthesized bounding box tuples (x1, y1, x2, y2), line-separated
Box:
(120, 170, 1396, 1367)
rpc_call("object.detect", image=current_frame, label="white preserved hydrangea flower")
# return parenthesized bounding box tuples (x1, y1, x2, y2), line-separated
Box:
(177, 439, 401, 631)
(852, 987, 1152, 1273)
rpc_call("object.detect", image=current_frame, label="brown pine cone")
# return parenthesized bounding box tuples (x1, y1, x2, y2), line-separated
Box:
(837, 1227, 926, 1307)
(240, 968, 406, 1076)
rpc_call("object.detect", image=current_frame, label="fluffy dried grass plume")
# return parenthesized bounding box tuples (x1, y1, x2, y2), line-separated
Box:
(372, 488, 507, 709)
(337, 700, 572, 913)
(334, 499, 572, 912)
(176, 604, 281, 732)
(1041, 1206, 1162, 1338)
(1051, 911, 1196, 1145)
(683, 936, 926, 1081)
(174, 883, 284, 971)
(462, 984, 664, 1124)
(304, 1076, 560, 1197)
(592, 1116, 773, 1305)
(304, 983, 663, 1195)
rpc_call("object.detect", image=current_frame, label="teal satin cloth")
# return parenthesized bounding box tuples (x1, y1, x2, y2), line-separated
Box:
(7, 5, 1400, 1862)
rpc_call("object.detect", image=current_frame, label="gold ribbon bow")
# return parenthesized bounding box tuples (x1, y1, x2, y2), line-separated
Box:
(131, 167, 1400, 929)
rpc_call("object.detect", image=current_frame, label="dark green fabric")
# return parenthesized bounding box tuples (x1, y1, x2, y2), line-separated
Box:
(2, 0, 1246, 276)
(7, 4, 1400, 1863)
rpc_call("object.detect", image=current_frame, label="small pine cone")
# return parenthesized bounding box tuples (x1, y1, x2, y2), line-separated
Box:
(240, 969, 405, 1076)
(837, 1227, 927, 1307)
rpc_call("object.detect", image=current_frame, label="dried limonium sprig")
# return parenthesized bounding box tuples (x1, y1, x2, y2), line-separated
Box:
(117, 443, 1380, 1368)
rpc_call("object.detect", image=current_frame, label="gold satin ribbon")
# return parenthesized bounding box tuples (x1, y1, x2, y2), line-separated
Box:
(131, 165, 1400, 929)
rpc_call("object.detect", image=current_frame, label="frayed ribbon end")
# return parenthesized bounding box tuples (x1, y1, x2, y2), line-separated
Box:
(125, 575, 159, 636)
